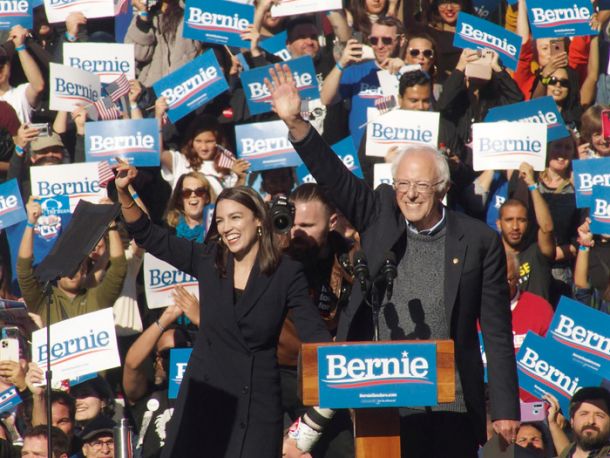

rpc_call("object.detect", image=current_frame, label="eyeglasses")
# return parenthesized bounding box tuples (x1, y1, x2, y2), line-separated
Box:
(90, 439, 114, 450)
(369, 36, 396, 46)
(544, 76, 570, 88)
(180, 187, 208, 199)
(393, 179, 442, 194)
(408, 48, 434, 59)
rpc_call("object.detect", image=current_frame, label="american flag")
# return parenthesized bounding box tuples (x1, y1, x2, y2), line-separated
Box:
(93, 96, 122, 121)
(97, 161, 115, 188)
(106, 74, 130, 102)
(215, 144, 236, 169)
(375, 96, 397, 114)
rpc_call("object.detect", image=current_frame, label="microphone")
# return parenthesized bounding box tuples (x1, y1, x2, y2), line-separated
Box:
(352, 250, 369, 295)
(380, 252, 397, 301)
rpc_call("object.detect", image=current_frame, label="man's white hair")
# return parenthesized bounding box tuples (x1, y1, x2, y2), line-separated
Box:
(390, 145, 451, 192)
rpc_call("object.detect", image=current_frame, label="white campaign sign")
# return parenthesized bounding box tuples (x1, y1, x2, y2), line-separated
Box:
(271, 0, 342, 17)
(32, 309, 120, 382)
(44, 0, 116, 23)
(49, 63, 101, 113)
(472, 121, 547, 171)
(63, 43, 135, 84)
(374, 163, 393, 189)
(377, 70, 399, 99)
(365, 108, 439, 157)
(30, 162, 107, 210)
(144, 253, 199, 309)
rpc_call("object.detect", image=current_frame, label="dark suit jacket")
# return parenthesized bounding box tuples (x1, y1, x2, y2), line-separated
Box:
(291, 127, 519, 443)
(126, 216, 331, 458)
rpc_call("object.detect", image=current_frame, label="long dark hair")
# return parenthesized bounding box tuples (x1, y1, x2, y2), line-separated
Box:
(180, 114, 224, 171)
(165, 172, 216, 228)
(349, 0, 389, 36)
(156, 0, 183, 43)
(206, 187, 281, 277)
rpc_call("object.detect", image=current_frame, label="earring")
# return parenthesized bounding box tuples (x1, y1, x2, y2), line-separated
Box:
(257, 226, 263, 238)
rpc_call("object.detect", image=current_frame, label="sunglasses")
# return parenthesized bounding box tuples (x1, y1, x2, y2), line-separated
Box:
(544, 76, 570, 88)
(181, 187, 208, 199)
(408, 48, 434, 59)
(369, 36, 396, 46)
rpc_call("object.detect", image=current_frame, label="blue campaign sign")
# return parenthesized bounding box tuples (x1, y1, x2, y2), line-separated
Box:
(85, 118, 160, 167)
(183, 0, 253, 48)
(235, 120, 303, 172)
(0, 0, 32, 30)
(318, 342, 438, 409)
(516, 332, 603, 417)
(572, 158, 610, 208)
(453, 12, 521, 71)
(548, 296, 610, 379)
(260, 31, 291, 61)
(527, 0, 596, 39)
(153, 50, 229, 123)
(297, 137, 363, 183)
(484, 97, 569, 142)
(240, 55, 319, 115)
(590, 185, 610, 234)
(169, 348, 192, 399)
(0, 179, 26, 230)
(0, 387, 22, 415)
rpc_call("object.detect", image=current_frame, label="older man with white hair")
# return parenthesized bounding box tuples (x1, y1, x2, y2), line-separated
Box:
(268, 64, 519, 458)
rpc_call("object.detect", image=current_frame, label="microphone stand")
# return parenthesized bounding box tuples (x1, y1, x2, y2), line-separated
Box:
(43, 280, 54, 458)
(370, 282, 382, 342)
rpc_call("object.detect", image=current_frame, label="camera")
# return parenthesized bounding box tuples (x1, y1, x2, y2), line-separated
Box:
(30, 123, 50, 137)
(269, 195, 295, 234)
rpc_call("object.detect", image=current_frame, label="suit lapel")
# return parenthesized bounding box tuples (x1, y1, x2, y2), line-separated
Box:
(215, 255, 250, 350)
(234, 257, 273, 321)
(444, 212, 466, 324)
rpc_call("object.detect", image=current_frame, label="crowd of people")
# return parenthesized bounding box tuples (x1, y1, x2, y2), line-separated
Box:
(0, 0, 608, 457)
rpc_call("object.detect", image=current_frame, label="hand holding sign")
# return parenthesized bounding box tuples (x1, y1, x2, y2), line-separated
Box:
(25, 362, 44, 396)
(543, 393, 567, 430)
(66, 12, 87, 38)
(576, 218, 594, 247)
(26, 196, 42, 226)
(9, 25, 28, 48)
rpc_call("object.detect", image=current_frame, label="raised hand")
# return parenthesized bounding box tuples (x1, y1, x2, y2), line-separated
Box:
(115, 164, 138, 192)
(265, 64, 302, 124)
(26, 196, 42, 226)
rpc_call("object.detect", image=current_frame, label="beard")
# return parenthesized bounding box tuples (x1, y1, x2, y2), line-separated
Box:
(575, 425, 610, 451)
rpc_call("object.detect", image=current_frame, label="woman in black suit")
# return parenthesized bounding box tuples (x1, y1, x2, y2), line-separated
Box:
(115, 166, 331, 457)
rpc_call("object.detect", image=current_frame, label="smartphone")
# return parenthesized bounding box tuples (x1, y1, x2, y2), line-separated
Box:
(352, 31, 364, 44)
(602, 109, 610, 139)
(520, 401, 547, 422)
(550, 39, 565, 56)
(0, 339, 18, 363)
(30, 122, 50, 137)
(465, 48, 493, 80)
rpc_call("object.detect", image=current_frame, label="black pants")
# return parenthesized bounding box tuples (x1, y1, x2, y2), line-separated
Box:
(400, 411, 479, 458)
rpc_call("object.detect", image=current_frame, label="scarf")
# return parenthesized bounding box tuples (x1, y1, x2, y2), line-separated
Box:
(175, 215, 205, 243)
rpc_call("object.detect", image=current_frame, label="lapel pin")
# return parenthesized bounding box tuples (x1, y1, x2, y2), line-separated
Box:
(452, 258, 459, 264)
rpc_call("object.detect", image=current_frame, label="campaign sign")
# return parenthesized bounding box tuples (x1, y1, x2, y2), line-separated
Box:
(183, 0, 253, 48)
(527, 0, 596, 39)
(260, 31, 291, 62)
(32, 308, 121, 382)
(548, 296, 610, 379)
(485, 96, 569, 142)
(153, 50, 229, 123)
(240, 56, 319, 115)
(590, 185, 610, 235)
(374, 163, 393, 189)
(0, 179, 26, 230)
(143, 253, 199, 310)
(271, 0, 342, 17)
(30, 162, 107, 211)
(235, 120, 303, 172)
(472, 122, 547, 171)
(49, 63, 101, 113)
(453, 12, 521, 71)
(297, 137, 363, 183)
(317, 343, 438, 409)
(365, 108, 439, 157)
(572, 158, 610, 208)
(516, 332, 603, 417)
(44, 0, 116, 23)
(85, 119, 160, 167)
(63, 43, 135, 84)
(0, 387, 21, 415)
(169, 348, 192, 399)
(0, 0, 32, 30)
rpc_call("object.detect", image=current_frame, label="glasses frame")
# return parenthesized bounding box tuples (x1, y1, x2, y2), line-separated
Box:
(393, 179, 443, 194)
(369, 36, 397, 46)
(180, 187, 209, 199)
(408, 48, 434, 59)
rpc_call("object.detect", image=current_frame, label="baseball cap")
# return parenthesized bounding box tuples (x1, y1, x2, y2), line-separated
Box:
(80, 415, 116, 442)
(30, 133, 64, 154)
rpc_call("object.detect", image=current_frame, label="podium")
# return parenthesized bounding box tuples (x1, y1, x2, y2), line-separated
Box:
(299, 340, 455, 458)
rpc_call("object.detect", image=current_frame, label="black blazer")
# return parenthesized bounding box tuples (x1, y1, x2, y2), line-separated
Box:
(126, 216, 331, 458)
(291, 127, 519, 443)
